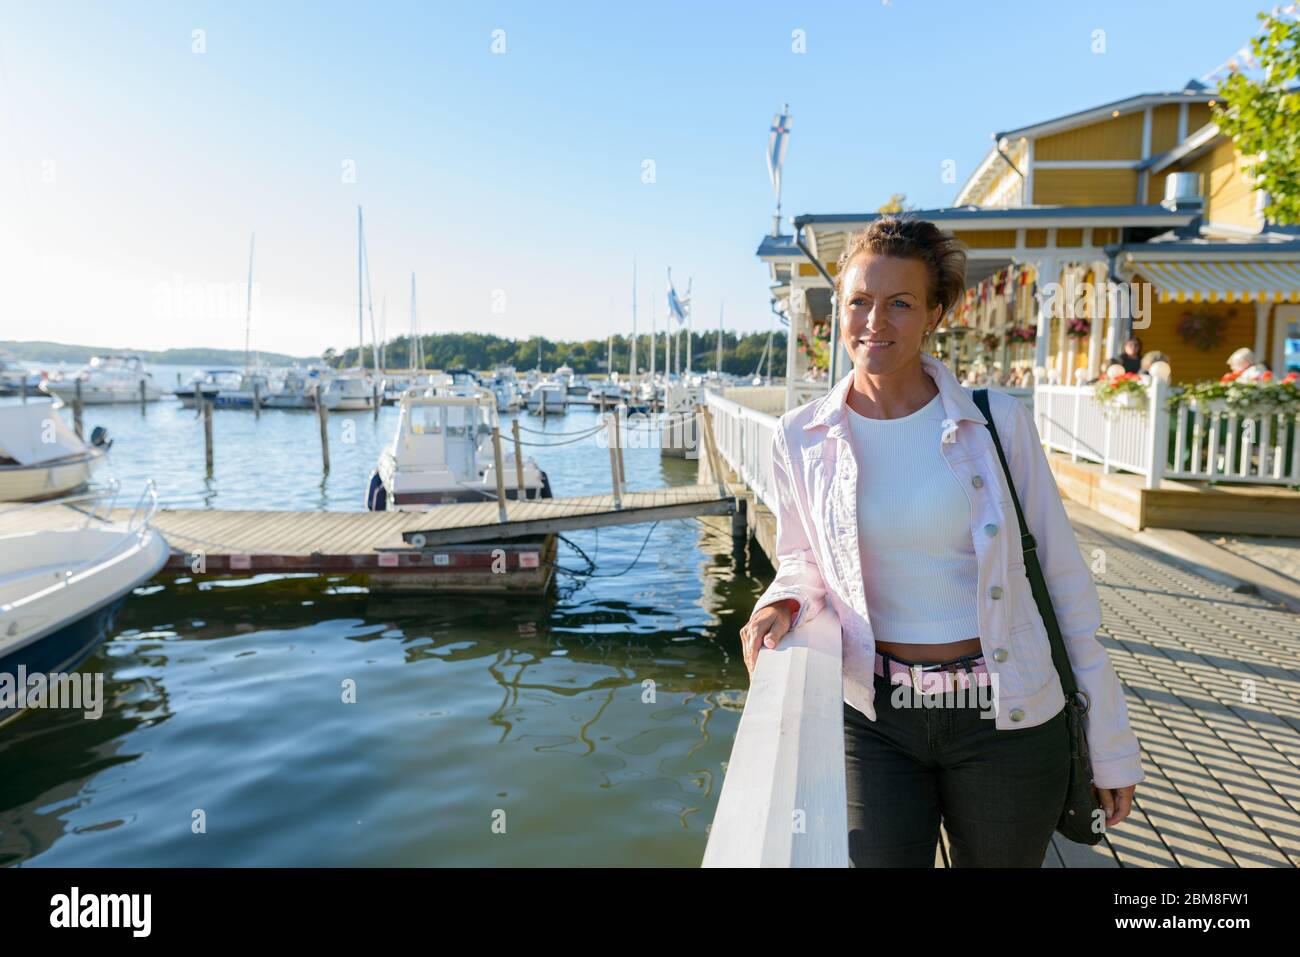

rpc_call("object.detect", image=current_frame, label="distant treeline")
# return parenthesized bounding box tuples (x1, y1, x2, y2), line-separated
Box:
(2, 340, 311, 367)
(328, 330, 788, 375)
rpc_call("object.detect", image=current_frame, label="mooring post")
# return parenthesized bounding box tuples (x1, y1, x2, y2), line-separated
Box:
(253, 380, 261, 419)
(19, 377, 26, 403)
(605, 413, 622, 509)
(315, 385, 330, 473)
(373, 382, 380, 420)
(615, 404, 626, 485)
(73, 379, 84, 439)
(511, 418, 526, 501)
(203, 399, 214, 475)
(492, 425, 508, 522)
(139, 378, 147, 413)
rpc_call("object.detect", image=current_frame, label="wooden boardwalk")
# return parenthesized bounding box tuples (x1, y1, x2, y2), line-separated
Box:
(0, 485, 734, 590)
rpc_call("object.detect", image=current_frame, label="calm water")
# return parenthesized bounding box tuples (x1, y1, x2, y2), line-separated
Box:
(0, 372, 770, 866)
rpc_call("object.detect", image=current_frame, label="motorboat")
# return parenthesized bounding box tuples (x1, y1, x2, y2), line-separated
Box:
(0, 402, 110, 502)
(0, 486, 168, 726)
(264, 367, 330, 409)
(526, 377, 567, 414)
(0, 352, 43, 396)
(366, 388, 550, 510)
(40, 355, 164, 405)
(320, 372, 377, 411)
(488, 367, 522, 412)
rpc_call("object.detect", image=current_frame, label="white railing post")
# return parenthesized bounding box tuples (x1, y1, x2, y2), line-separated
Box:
(1147, 373, 1169, 490)
(702, 605, 847, 868)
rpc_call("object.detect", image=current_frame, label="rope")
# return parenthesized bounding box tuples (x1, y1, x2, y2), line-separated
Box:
(547, 521, 662, 581)
(514, 422, 608, 436)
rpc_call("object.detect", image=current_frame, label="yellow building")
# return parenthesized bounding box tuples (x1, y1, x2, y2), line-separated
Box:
(762, 80, 1300, 401)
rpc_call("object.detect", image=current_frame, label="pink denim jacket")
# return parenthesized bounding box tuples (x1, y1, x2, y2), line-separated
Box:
(754, 353, 1145, 789)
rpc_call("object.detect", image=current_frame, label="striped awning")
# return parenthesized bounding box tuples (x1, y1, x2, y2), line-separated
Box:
(1136, 259, 1300, 304)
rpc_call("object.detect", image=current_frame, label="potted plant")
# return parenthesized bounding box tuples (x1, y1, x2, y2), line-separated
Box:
(1094, 370, 1148, 412)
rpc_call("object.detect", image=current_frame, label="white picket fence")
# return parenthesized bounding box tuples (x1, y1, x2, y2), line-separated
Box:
(1035, 377, 1300, 488)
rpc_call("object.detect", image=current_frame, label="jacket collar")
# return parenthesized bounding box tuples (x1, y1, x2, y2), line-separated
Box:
(802, 352, 988, 432)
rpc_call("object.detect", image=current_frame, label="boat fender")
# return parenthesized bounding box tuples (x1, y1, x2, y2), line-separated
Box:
(365, 470, 388, 511)
(89, 426, 113, 450)
(539, 469, 553, 499)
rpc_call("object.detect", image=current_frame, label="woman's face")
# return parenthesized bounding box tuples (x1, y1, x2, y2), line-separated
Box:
(839, 252, 941, 376)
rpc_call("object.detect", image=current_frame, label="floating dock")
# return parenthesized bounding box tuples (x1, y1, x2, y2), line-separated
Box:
(0, 485, 735, 593)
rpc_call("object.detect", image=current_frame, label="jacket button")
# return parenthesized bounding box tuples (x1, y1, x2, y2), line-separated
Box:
(971, 475, 984, 488)
(989, 585, 1003, 599)
(993, 648, 1008, 662)
(1010, 708, 1025, 721)
(984, 523, 998, 537)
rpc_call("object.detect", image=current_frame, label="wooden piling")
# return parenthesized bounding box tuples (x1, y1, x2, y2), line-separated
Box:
(315, 386, 330, 473)
(19, 377, 26, 403)
(203, 399, 214, 475)
(253, 381, 261, 419)
(373, 382, 380, 420)
(491, 426, 508, 522)
(73, 379, 84, 439)
(606, 413, 622, 509)
(615, 405, 626, 485)
(140, 378, 147, 412)
(511, 418, 526, 501)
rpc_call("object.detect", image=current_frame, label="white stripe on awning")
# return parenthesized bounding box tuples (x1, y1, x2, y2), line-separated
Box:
(1136, 259, 1300, 303)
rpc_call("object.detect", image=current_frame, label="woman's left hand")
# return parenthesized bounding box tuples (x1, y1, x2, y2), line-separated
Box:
(1094, 784, 1136, 829)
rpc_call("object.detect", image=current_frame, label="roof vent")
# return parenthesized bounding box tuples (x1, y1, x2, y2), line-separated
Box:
(1162, 172, 1204, 212)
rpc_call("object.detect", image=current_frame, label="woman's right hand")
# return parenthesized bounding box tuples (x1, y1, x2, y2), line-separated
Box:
(739, 600, 795, 676)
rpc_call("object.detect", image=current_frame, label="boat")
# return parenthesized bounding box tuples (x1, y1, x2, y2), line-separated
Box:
(366, 387, 550, 510)
(40, 355, 164, 405)
(321, 372, 377, 411)
(0, 485, 168, 727)
(488, 367, 523, 411)
(0, 402, 110, 502)
(526, 377, 568, 414)
(0, 351, 43, 396)
(264, 367, 328, 409)
(174, 368, 270, 408)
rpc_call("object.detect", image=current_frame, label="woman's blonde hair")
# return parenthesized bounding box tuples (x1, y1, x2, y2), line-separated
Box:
(833, 217, 968, 325)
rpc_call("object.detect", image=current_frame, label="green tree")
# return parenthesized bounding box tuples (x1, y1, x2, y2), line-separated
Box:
(1214, 10, 1300, 224)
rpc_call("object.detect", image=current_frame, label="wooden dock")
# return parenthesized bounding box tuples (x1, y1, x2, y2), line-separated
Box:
(0, 485, 734, 593)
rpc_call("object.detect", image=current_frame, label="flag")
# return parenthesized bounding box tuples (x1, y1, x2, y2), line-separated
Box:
(766, 105, 791, 205)
(667, 270, 689, 326)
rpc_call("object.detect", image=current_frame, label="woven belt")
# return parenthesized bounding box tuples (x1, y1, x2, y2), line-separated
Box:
(874, 651, 991, 694)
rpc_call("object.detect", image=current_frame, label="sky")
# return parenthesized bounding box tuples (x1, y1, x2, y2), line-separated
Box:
(0, 0, 1270, 357)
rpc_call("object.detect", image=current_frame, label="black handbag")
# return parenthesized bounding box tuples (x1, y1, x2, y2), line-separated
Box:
(973, 389, 1105, 846)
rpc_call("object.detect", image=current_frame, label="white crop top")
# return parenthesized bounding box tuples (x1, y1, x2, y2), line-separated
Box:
(845, 391, 981, 645)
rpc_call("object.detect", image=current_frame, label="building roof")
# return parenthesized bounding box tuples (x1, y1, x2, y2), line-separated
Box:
(755, 234, 801, 259)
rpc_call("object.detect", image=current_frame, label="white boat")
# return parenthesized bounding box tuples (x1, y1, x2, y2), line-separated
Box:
(366, 388, 550, 510)
(0, 488, 168, 727)
(263, 368, 330, 409)
(489, 367, 522, 411)
(175, 368, 269, 408)
(41, 355, 164, 405)
(526, 377, 568, 414)
(321, 372, 376, 411)
(0, 402, 109, 502)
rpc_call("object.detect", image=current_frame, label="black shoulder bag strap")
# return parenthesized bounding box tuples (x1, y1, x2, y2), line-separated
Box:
(971, 388, 1084, 710)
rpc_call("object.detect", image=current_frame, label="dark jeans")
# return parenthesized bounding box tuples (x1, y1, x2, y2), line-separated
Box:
(844, 666, 1070, 867)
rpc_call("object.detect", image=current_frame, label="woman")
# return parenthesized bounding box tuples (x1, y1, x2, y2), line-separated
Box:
(739, 217, 1143, 867)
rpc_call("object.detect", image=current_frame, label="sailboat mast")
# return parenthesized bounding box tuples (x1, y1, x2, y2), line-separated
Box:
(717, 300, 724, 375)
(357, 207, 364, 368)
(649, 291, 655, 383)
(629, 256, 637, 380)
(244, 232, 255, 374)
(410, 273, 418, 373)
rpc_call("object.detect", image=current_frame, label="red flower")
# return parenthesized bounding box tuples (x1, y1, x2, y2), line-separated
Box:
(1284, 372, 1298, 383)
(1260, 370, 1273, 381)
(1221, 369, 1242, 382)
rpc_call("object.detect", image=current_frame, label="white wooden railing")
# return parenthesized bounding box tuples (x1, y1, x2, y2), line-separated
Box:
(702, 605, 848, 868)
(705, 393, 782, 511)
(1035, 376, 1300, 488)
